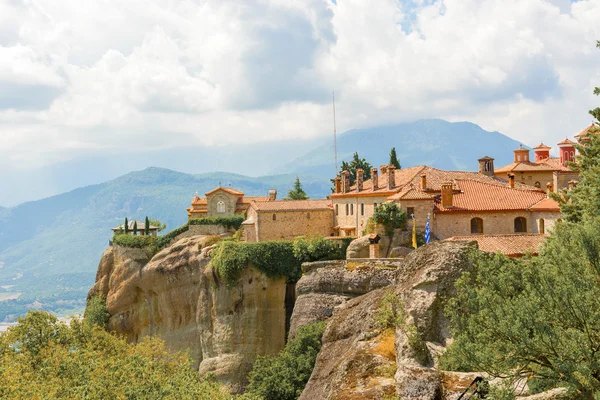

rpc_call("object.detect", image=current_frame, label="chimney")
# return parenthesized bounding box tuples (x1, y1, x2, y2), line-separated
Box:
(268, 189, 277, 201)
(371, 168, 379, 191)
(420, 174, 427, 190)
(341, 170, 350, 194)
(334, 177, 342, 194)
(546, 182, 554, 195)
(356, 169, 364, 192)
(387, 165, 396, 190)
(478, 156, 495, 177)
(508, 173, 515, 188)
(380, 165, 388, 175)
(441, 182, 453, 208)
(513, 145, 530, 163)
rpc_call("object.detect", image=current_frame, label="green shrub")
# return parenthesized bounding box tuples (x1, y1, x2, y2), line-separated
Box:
(112, 233, 157, 249)
(375, 290, 407, 330)
(246, 321, 326, 400)
(84, 295, 109, 329)
(292, 236, 347, 263)
(156, 223, 190, 249)
(189, 215, 245, 230)
(211, 240, 302, 286)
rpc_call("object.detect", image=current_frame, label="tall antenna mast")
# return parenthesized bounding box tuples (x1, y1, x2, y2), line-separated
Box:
(333, 91, 338, 175)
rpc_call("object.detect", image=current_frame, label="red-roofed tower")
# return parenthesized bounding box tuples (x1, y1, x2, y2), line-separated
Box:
(557, 138, 576, 167)
(533, 143, 551, 161)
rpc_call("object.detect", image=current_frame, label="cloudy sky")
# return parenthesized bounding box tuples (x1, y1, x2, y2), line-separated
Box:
(1, 0, 600, 175)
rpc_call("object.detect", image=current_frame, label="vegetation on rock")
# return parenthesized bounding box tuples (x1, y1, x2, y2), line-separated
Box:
(292, 236, 352, 263)
(0, 311, 232, 399)
(285, 176, 310, 200)
(246, 321, 326, 400)
(189, 215, 245, 230)
(83, 295, 109, 329)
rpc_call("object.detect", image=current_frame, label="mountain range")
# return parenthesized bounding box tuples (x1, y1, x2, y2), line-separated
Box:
(0, 119, 527, 321)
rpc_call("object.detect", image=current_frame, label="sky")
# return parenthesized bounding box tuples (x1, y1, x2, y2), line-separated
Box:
(1, 0, 600, 178)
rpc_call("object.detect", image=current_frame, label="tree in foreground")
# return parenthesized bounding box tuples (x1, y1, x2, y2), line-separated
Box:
(245, 322, 326, 400)
(0, 310, 232, 399)
(389, 147, 401, 169)
(442, 219, 600, 397)
(286, 176, 310, 200)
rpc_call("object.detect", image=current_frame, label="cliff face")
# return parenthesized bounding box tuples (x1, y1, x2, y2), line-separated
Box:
(297, 241, 478, 400)
(88, 236, 287, 393)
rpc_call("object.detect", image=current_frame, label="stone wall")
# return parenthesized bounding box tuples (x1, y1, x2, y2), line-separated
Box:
(496, 170, 554, 189)
(257, 209, 334, 241)
(554, 171, 579, 191)
(397, 199, 434, 231)
(433, 210, 534, 239)
(531, 211, 562, 235)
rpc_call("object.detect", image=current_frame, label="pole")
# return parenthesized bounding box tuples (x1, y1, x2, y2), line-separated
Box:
(333, 91, 338, 175)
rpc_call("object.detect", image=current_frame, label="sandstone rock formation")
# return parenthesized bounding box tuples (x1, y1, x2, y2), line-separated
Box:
(346, 230, 413, 259)
(290, 260, 399, 339)
(88, 236, 287, 393)
(300, 241, 477, 400)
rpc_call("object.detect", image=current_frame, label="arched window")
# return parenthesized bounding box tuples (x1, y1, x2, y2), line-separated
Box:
(272, 214, 276, 221)
(345, 204, 349, 215)
(335, 204, 339, 215)
(361, 203, 364, 216)
(539, 218, 545, 235)
(350, 204, 354, 215)
(534, 181, 541, 188)
(514, 217, 527, 233)
(471, 218, 483, 234)
(217, 201, 226, 213)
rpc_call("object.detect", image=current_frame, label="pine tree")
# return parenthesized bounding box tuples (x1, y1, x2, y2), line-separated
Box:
(132, 221, 138, 235)
(286, 177, 309, 200)
(331, 152, 373, 191)
(144, 217, 150, 235)
(389, 147, 401, 169)
(124, 217, 129, 234)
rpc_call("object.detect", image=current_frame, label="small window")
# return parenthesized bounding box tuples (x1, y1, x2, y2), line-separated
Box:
(514, 217, 527, 233)
(407, 207, 415, 218)
(217, 201, 226, 213)
(374, 202, 378, 210)
(345, 204, 349, 215)
(471, 218, 483, 234)
(335, 204, 339, 215)
(534, 181, 541, 188)
(361, 203, 364, 216)
(307, 213, 311, 220)
(350, 204, 354, 215)
(272, 214, 276, 221)
(539, 218, 545, 234)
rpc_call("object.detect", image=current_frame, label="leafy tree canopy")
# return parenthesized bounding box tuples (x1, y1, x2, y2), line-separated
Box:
(0, 311, 232, 399)
(246, 322, 326, 400)
(330, 152, 373, 190)
(149, 217, 167, 232)
(286, 176, 309, 200)
(372, 203, 408, 237)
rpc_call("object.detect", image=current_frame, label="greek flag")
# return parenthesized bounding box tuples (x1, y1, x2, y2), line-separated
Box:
(424, 214, 431, 244)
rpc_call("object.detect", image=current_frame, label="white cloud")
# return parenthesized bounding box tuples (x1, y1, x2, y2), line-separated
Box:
(0, 0, 599, 169)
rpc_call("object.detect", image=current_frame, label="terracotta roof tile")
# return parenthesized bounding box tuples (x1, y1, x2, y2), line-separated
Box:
(251, 199, 333, 212)
(388, 186, 435, 201)
(529, 197, 560, 212)
(533, 143, 551, 149)
(205, 187, 245, 197)
(557, 138, 576, 146)
(447, 234, 546, 256)
(494, 157, 572, 173)
(239, 196, 270, 204)
(575, 124, 598, 138)
(433, 179, 547, 213)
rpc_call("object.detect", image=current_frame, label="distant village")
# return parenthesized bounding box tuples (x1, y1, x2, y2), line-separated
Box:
(116, 124, 595, 258)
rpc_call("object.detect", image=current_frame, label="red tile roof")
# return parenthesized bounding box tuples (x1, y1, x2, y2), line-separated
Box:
(494, 157, 572, 173)
(191, 195, 208, 205)
(205, 187, 245, 196)
(557, 138, 576, 146)
(575, 124, 598, 138)
(250, 199, 333, 212)
(533, 143, 551, 149)
(447, 234, 546, 257)
(433, 179, 547, 213)
(331, 166, 538, 199)
(529, 197, 560, 212)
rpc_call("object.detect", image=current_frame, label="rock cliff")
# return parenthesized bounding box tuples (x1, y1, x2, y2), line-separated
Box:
(88, 236, 287, 393)
(297, 241, 479, 400)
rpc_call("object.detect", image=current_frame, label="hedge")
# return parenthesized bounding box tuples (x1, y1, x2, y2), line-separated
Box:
(112, 234, 157, 249)
(189, 215, 245, 230)
(211, 241, 302, 287)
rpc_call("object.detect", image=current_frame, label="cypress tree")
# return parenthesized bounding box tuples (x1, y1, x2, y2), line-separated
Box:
(132, 221, 138, 235)
(144, 217, 150, 235)
(124, 217, 129, 234)
(389, 147, 401, 169)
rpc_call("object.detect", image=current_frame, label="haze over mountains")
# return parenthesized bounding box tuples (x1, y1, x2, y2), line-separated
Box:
(0, 119, 528, 321)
